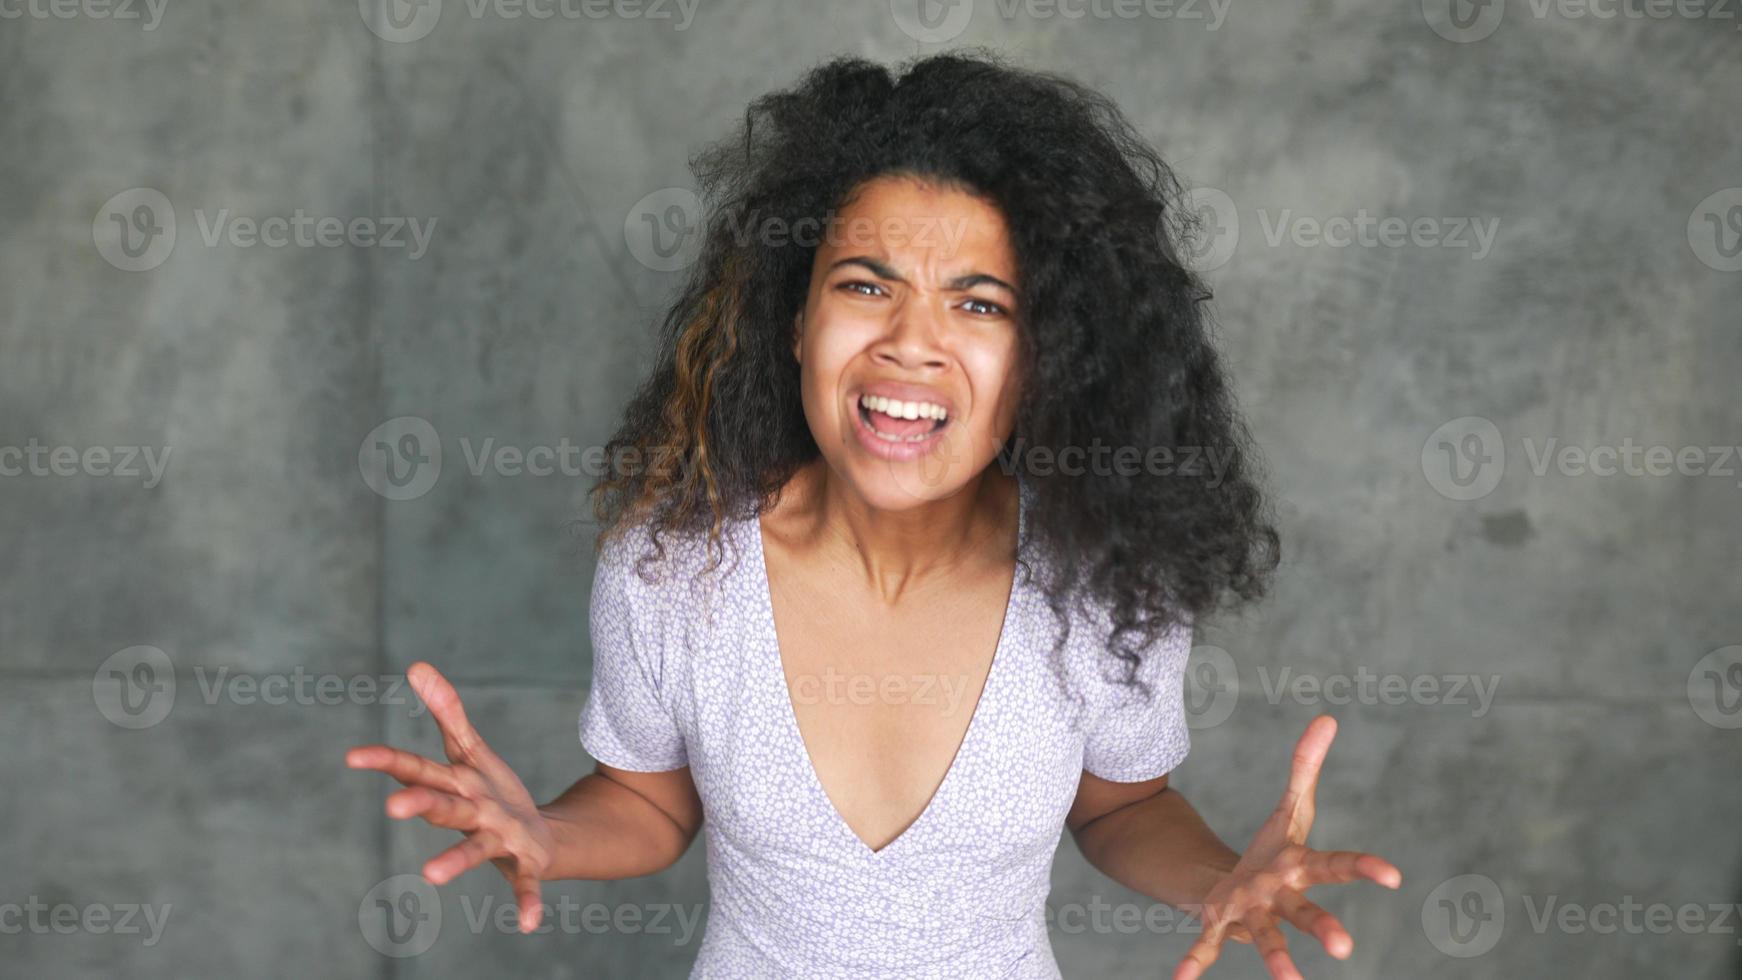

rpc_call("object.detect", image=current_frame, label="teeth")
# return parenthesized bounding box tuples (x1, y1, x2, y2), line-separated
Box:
(868, 427, 936, 442)
(858, 393, 949, 422)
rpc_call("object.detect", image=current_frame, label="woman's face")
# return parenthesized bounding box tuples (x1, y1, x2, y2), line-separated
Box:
(793, 176, 1024, 511)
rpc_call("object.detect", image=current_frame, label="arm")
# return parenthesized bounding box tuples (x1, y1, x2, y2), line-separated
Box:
(537, 762, 704, 880)
(1066, 771, 1239, 914)
(1070, 717, 1404, 980)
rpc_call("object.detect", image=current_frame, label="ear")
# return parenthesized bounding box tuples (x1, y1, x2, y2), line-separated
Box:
(791, 309, 803, 363)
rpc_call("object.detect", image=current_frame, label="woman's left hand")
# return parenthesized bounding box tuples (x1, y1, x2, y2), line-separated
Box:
(1173, 715, 1403, 980)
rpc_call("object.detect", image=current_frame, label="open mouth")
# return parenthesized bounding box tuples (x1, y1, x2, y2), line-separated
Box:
(857, 393, 951, 443)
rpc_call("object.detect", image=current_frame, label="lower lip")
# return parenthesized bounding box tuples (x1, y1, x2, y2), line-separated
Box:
(849, 399, 951, 462)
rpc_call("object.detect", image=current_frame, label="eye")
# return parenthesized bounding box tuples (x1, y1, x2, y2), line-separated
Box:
(960, 297, 1008, 317)
(837, 280, 886, 298)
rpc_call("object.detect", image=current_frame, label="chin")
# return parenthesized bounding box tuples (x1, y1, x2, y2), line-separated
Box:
(839, 450, 986, 512)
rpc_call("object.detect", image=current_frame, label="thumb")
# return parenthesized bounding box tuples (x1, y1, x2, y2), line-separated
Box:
(1279, 714, 1336, 833)
(409, 661, 490, 761)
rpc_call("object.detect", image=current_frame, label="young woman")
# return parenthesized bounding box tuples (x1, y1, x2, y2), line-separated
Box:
(346, 52, 1402, 979)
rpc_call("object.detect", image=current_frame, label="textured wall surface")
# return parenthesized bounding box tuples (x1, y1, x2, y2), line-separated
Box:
(2, 1, 1739, 977)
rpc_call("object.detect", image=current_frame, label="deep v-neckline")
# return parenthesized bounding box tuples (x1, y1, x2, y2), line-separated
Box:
(748, 480, 1029, 859)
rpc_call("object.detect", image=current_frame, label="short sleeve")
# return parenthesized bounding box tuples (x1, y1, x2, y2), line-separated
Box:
(1081, 618, 1193, 782)
(577, 534, 688, 771)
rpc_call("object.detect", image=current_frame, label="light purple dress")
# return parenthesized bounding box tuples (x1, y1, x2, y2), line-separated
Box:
(579, 478, 1193, 978)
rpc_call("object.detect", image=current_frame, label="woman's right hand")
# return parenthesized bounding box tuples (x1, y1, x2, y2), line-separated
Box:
(345, 661, 557, 933)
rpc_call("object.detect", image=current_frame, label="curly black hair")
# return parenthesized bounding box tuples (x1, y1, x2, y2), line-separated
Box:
(590, 49, 1279, 683)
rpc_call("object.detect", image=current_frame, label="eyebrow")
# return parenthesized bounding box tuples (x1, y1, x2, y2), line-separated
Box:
(828, 256, 1017, 298)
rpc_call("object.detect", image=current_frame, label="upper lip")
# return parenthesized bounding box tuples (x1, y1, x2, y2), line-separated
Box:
(854, 381, 957, 419)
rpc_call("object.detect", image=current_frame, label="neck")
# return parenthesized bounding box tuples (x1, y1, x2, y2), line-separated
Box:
(795, 462, 1016, 605)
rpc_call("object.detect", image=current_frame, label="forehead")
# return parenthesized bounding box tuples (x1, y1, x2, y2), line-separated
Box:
(818, 176, 1016, 277)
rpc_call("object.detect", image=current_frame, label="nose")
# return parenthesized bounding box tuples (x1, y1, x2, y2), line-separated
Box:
(871, 294, 948, 372)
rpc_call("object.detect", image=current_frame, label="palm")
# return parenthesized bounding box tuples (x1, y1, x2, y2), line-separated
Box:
(1174, 715, 1403, 980)
(345, 662, 556, 933)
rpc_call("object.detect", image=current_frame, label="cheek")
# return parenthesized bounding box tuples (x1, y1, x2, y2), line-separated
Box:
(966, 343, 1024, 430)
(797, 318, 861, 417)
(804, 305, 879, 364)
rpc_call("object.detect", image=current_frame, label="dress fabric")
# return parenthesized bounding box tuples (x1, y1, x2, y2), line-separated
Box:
(579, 478, 1193, 978)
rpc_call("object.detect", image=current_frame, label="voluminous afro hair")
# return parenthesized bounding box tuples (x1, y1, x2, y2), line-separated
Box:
(591, 50, 1279, 681)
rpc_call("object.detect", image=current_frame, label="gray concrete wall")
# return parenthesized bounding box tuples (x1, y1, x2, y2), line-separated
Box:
(2, 1, 1739, 976)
